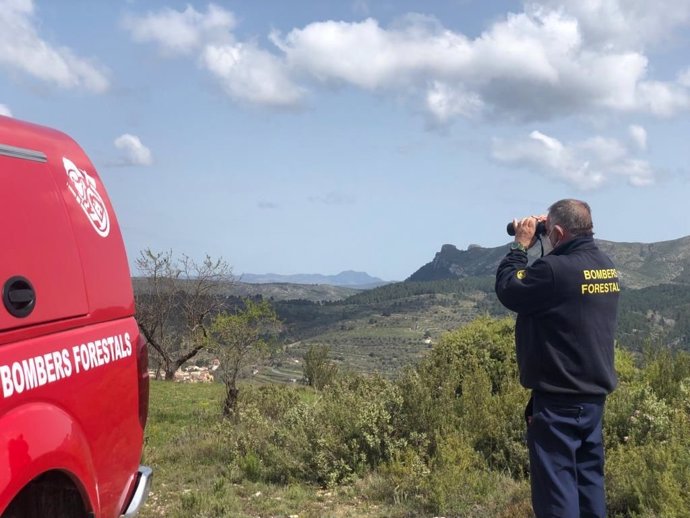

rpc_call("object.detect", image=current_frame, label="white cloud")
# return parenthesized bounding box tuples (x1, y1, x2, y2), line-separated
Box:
(124, 4, 302, 106)
(0, 0, 109, 92)
(0, 104, 12, 117)
(125, 2, 690, 120)
(533, 0, 690, 50)
(123, 3, 235, 56)
(425, 81, 484, 124)
(628, 124, 647, 150)
(272, 10, 690, 123)
(634, 81, 690, 116)
(201, 42, 304, 107)
(114, 134, 153, 166)
(492, 130, 655, 189)
(271, 15, 475, 91)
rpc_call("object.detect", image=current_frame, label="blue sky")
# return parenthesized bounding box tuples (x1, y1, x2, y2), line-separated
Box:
(1, 0, 689, 281)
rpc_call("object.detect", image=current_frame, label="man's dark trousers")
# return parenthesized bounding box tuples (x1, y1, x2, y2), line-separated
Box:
(527, 391, 607, 518)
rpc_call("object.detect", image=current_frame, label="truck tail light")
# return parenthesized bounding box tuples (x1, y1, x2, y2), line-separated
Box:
(136, 334, 150, 429)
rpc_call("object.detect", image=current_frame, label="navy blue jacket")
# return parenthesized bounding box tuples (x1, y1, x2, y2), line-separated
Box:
(495, 236, 619, 396)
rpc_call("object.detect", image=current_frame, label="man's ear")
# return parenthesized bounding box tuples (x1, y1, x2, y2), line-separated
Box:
(555, 225, 567, 242)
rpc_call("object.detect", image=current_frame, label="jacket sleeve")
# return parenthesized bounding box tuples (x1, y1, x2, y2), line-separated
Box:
(495, 250, 555, 314)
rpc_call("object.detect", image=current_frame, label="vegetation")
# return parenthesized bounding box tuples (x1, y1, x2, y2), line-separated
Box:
(140, 316, 690, 517)
(266, 278, 690, 384)
(617, 284, 690, 350)
(209, 299, 281, 417)
(339, 277, 496, 305)
(135, 249, 232, 379)
(302, 344, 338, 389)
(263, 277, 508, 381)
(133, 260, 690, 385)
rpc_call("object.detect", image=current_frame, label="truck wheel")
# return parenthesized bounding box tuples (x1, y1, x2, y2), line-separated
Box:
(1, 471, 88, 518)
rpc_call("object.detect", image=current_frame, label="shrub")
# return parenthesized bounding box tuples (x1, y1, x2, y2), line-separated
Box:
(220, 386, 310, 484)
(459, 372, 529, 477)
(221, 374, 410, 487)
(303, 344, 339, 389)
(426, 432, 531, 518)
(397, 317, 529, 475)
(607, 436, 690, 517)
(300, 375, 407, 486)
(424, 316, 518, 396)
(239, 384, 301, 421)
(605, 352, 690, 518)
(614, 345, 639, 383)
(604, 382, 676, 447)
(376, 444, 431, 506)
(206, 316, 690, 518)
(641, 346, 690, 403)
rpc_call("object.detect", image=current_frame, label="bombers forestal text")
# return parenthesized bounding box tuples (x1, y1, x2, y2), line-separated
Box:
(0, 332, 132, 399)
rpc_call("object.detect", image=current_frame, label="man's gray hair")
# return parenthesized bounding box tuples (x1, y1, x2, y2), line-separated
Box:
(548, 199, 594, 236)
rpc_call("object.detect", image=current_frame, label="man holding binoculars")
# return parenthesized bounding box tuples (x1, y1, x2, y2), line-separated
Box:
(495, 199, 620, 518)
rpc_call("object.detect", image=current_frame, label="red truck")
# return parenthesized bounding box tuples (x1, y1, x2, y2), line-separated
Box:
(0, 116, 151, 517)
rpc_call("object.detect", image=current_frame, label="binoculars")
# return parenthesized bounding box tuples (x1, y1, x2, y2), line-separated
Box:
(506, 220, 547, 237)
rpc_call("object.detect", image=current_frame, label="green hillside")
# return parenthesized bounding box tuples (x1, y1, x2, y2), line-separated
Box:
(266, 277, 505, 382)
(265, 277, 690, 383)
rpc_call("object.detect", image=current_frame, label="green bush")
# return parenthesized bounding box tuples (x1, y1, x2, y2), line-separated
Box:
(239, 383, 301, 421)
(607, 437, 690, 517)
(642, 346, 690, 403)
(376, 444, 431, 506)
(301, 375, 408, 486)
(397, 317, 529, 476)
(220, 385, 311, 484)
(604, 346, 690, 517)
(460, 372, 530, 477)
(303, 344, 338, 389)
(614, 345, 640, 383)
(221, 374, 410, 487)
(605, 382, 676, 447)
(426, 432, 530, 517)
(423, 316, 518, 397)
(202, 316, 690, 517)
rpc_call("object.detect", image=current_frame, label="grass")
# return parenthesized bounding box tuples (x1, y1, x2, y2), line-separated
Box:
(139, 381, 420, 518)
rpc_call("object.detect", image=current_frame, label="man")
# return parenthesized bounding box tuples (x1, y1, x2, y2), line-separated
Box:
(495, 199, 620, 518)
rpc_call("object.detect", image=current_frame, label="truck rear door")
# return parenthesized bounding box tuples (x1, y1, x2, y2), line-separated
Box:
(0, 144, 88, 332)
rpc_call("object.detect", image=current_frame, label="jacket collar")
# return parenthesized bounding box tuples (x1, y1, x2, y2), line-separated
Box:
(550, 235, 596, 256)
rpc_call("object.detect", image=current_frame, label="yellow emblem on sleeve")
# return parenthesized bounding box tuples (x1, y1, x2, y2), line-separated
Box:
(516, 269, 527, 280)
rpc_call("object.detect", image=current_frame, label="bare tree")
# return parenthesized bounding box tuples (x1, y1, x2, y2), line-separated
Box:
(210, 299, 281, 418)
(135, 249, 232, 380)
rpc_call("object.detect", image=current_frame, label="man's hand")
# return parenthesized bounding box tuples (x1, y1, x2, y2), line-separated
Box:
(513, 215, 547, 249)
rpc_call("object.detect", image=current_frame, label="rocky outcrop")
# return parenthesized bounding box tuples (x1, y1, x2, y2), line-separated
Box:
(407, 243, 511, 281)
(408, 236, 690, 289)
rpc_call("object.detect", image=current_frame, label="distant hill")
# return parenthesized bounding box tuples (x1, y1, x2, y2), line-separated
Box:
(596, 237, 690, 288)
(408, 236, 690, 289)
(132, 277, 359, 303)
(231, 282, 359, 302)
(240, 270, 389, 289)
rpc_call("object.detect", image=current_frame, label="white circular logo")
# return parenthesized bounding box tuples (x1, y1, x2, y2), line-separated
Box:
(63, 157, 110, 237)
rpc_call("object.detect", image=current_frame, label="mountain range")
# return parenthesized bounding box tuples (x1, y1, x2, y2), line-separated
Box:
(408, 236, 690, 289)
(237, 235, 690, 291)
